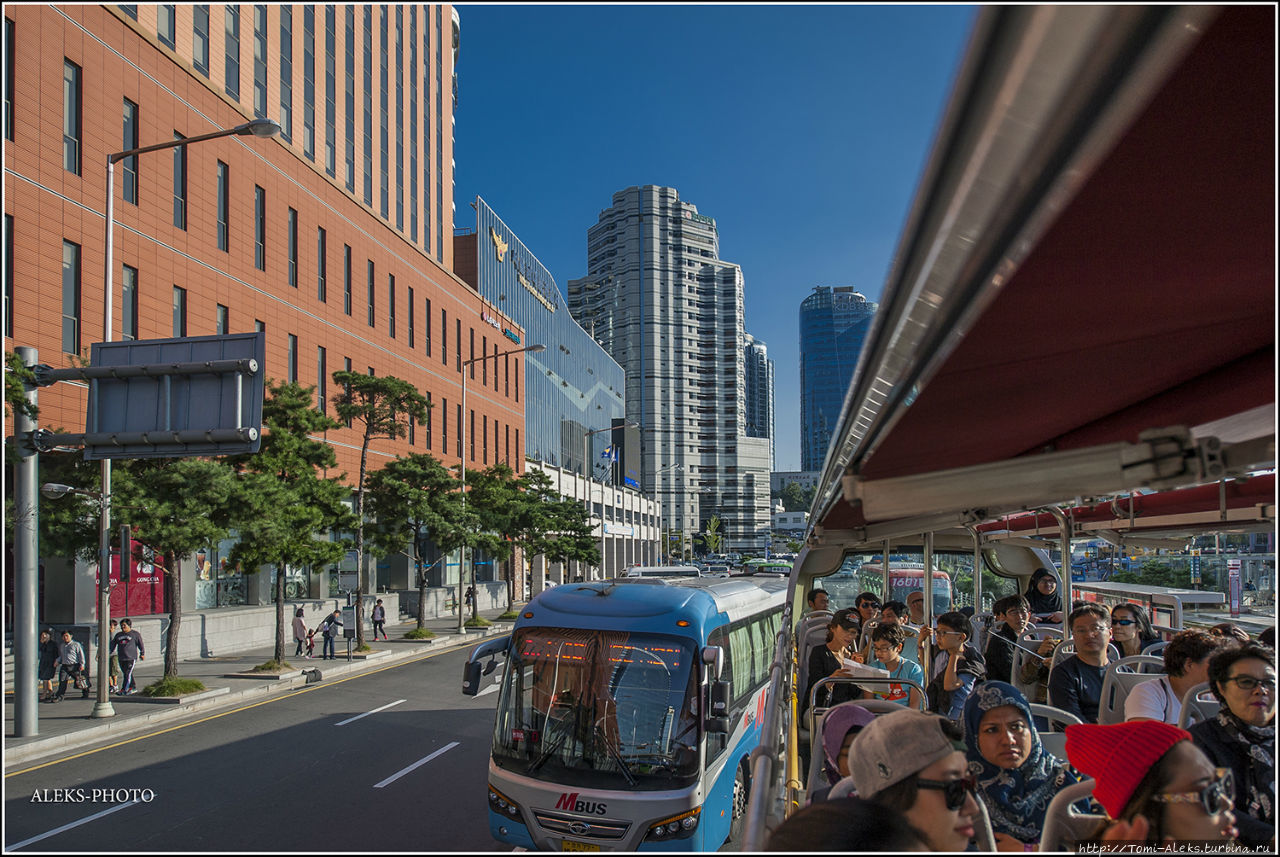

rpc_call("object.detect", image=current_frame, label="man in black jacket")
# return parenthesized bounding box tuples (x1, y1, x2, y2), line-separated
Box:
(110, 618, 145, 695)
(920, 611, 986, 719)
(983, 595, 1032, 684)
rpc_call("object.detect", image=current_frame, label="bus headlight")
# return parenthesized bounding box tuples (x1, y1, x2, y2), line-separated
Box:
(644, 807, 700, 841)
(488, 785, 525, 823)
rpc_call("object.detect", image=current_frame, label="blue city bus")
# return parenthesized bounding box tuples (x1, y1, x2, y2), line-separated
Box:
(462, 576, 786, 851)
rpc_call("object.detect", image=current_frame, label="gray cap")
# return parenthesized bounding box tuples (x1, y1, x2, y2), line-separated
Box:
(848, 709, 965, 800)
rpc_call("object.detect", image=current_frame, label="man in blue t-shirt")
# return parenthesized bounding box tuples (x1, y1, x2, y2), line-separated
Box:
(1047, 603, 1112, 723)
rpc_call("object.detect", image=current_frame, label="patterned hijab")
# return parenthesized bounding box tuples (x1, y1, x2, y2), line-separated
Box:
(963, 681, 1083, 842)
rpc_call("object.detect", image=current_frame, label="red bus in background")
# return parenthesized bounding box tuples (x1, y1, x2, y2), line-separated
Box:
(107, 539, 166, 617)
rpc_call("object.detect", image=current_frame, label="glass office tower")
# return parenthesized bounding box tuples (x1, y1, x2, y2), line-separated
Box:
(799, 286, 877, 471)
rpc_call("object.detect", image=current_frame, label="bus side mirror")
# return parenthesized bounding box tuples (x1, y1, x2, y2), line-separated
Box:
(462, 634, 510, 696)
(701, 645, 724, 680)
(707, 680, 730, 733)
(462, 659, 483, 696)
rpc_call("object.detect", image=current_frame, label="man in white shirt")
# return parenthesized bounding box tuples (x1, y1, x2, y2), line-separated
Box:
(1125, 629, 1230, 723)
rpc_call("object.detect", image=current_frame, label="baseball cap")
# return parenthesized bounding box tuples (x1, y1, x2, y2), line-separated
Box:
(848, 709, 965, 800)
(832, 608, 860, 630)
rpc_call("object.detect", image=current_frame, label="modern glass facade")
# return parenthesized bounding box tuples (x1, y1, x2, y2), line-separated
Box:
(799, 286, 878, 470)
(466, 197, 625, 474)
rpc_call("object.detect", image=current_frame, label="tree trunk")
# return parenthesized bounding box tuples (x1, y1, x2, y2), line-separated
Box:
(164, 550, 181, 678)
(416, 554, 427, 630)
(505, 554, 514, 613)
(274, 564, 286, 663)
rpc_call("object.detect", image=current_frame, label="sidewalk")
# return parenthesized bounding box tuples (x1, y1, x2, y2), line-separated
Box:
(4, 606, 519, 771)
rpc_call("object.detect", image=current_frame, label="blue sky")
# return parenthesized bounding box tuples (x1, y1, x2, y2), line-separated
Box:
(454, 4, 978, 472)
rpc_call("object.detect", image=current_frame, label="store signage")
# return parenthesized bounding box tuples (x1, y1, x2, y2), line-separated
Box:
(489, 227, 509, 262)
(503, 328, 520, 345)
(683, 211, 715, 228)
(604, 522, 634, 537)
(480, 310, 501, 331)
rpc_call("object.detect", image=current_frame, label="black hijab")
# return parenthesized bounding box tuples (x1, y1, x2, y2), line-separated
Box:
(1024, 568, 1062, 614)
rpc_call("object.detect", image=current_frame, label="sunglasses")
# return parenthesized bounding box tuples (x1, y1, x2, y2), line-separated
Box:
(1223, 675, 1276, 692)
(1152, 768, 1234, 816)
(1112, 618, 1136, 626)
(916, 775, 977, 811)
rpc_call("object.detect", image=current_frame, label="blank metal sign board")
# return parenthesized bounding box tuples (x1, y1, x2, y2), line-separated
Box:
(83, 332, 265, 460)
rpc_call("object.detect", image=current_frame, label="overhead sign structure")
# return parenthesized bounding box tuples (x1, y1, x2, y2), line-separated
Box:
(35, 332, 265, 460)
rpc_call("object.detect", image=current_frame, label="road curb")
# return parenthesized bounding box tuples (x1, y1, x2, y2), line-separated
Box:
(4, 625, 511, 771)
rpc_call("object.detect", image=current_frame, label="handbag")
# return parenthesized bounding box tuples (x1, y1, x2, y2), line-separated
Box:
(74, 674, 90, 690)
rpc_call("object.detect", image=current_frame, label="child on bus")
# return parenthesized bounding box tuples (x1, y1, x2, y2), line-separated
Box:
(865, 623, 925, 709)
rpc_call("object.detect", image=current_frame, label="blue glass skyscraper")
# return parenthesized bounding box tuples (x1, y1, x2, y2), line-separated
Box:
(799, 287, 877, 471)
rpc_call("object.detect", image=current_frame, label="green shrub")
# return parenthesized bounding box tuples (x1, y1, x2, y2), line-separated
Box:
(465, 616, 493, 628)
(251, 660, 292, 672)
(496, 611, 519, 622)
(404, 628, 436, 640)
(141, 676, 207, 697)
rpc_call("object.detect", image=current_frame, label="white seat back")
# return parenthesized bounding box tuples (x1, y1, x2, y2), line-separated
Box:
(1029, 701, 1083, 730)
(971, 612, 995, 654)
(1097, 655, 1164, 725)
(1039, 730, 1069, 760)
(1177, 681, 1221, 729)
(1141, 639, 1170, 657)
(1039, 779, 1106, 851)
(1012, 627, 1063, 699)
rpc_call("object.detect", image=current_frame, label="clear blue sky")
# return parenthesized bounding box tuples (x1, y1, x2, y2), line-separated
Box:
(454, 4, 978, 472)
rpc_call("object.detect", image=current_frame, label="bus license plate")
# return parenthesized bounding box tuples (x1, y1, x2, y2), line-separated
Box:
(561, 841, 600, 852)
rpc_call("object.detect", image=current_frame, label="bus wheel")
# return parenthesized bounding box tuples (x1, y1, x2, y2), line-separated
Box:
(728, 763, 750, 844)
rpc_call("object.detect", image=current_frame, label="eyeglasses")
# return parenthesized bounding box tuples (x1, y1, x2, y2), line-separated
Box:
(1223, 675, 1276, 692)
(858, 601, 881, 609)
(1071, 624, 1110, 635)
(1152, 769, 1234, 816)
(1112, 619, 1136, 626)
(916, 775, 977, 811)
(872, 645, 897, 655)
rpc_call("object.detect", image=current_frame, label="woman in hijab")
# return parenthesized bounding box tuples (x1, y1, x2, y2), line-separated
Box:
(808, 701, 877, 803)
(964, 681, 1084, 850)
(1024, 568, 1064, 624)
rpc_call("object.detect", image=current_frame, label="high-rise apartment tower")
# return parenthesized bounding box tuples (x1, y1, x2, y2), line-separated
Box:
(744, 334, 775, 469)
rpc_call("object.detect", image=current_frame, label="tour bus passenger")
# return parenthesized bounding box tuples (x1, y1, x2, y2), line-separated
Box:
(851, 591, 881, 637)
(864, 623, 925, 709)
(1208, 623, 1251, 645)
(1125, 630, 1230, 724)
(1188, 641, 1275, 848)
(1258, 625, 1275, 649)
(808, 702, 876, 804)
(859, 599, 920, 663)
(963, 681, 1085, 850)
(806, 588, 830, 614)
(847, 709, 980, 852)
(1048, 604, 1113, 723)
(765, 797, 927, 851)
(802, 608, 860, 719)
(905, 591, 927, 627)
(1110, 602, 1160, 657)
(1067, 720, 1239, 847)
(984, 595, 1032, 685)
(1023, 568, 1064, 624)
(920, 611, 986, 720)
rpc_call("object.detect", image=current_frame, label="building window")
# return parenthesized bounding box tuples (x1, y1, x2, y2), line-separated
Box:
(515, 428, 520, 463)
(342, 356, 352, 427)
(286, 207, 297, 285)
(361, 6, 372, 206)
(457, 403, 463, 458)
(317, 346, 327, 413)
(324, 5, 336, 177)
(193, 5, 209, 76)
(408, 414, 415, 447)
(287, 334, 297, 383)
(482, 414, 488, 464)
(122, 99, 139, 205)
(157, 5, 176, 48)
(252, 5, 268, 119)
(455, 319, 461, 371)
(441, 396, 448, 456)
(301, 6, 314, 160)
(424, 392, 432, 450)
(343, 244, 352, 315)
(172, 132, 188, 230)
(423, 298, 431, 355)
(504, 354, 509, 397)
(388, 274, 396, 338)
(254, 186, 266, 271)
(481, 335, 487, 385)
(366, 260, 375, 327)
(119, 6, 137, 19)
(121, 263, 138, 340)
(224, 6, 240, 99)
(378, 6, 389, 219)
(63, 60, 80, 175)
(505, 424, 510, 465)
(408, 6, 417, 240)
(515, 358, 520, 403)
(172, 285, 187, 337)
(5, 18, 13, 142)
(407, 287, 415, 348)
(279, 6, 292, 141)
(441, 308, 447, 364)
(255, 319, 265, 333)
(316, 227, 327, 302)
(436, 5, 444, 262)
(394, 5, 403, 230)
(214, 303, 228, 335)
(343, 7, 355, 191)
(216, 160, 229, 250)
(4, 214, 12, 338)
(469, 329, 475, 379)
(469, 409, 475, 462)
(62, 241, 81, 353)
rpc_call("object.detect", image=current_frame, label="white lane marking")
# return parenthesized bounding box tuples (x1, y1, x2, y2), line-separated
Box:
(477, 683, 500, 697)
(373, 741, 460, 789)
(8, 799, 142, 851)
(335, 699, 407, 726)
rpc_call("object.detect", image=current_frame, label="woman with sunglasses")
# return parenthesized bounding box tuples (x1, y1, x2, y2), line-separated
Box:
(1067, 720, 1238, 847)
(1188, 642, 1275, 848)
(963, 681, 1085, 851)
(1110, 603, 1160, 657)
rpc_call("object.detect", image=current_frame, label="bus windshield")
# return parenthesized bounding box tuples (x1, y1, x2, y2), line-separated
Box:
(492, 628, 701, 790)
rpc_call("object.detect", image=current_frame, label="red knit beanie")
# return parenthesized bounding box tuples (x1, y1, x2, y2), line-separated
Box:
(1065, 721, 1191, 818)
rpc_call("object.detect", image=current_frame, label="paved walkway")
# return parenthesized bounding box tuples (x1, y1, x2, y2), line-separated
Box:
(4, 607, 518, 771)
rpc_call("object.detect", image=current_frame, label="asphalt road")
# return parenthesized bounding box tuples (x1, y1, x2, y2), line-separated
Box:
(4, 644, 510, 852)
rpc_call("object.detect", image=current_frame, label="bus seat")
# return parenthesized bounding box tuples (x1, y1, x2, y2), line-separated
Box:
(970, 613, 995, 654)
(828, 774, 857, 800)
(1141, 640, 1169, 657)
(805, 700, 878, 798)
(1039, 730, 1069, 760)
(972, 786, 997, 853)
(1097, 656, 1164, 725)
(1039, 779, 1106, 851)
(1177, 682, 1221, 729)
(795, 612, 835, 702)
(1029, 702, 1083, 730)
(1012, 627, 1064, 699)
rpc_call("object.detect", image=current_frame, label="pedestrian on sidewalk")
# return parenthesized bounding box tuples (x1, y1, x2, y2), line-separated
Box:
(372, 599, 387, 641)
(110, 618, 145, 695)
(320, 609, 343, 660)
(37, 628, 59, 701)
(292, 607, 308, 657)
(53, 630, 90, 701)
(304, 628, 316, 659)
(107, 619, 123, 694)
(465, 585, 476, 610)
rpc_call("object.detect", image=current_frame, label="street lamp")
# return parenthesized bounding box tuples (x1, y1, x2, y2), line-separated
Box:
(91, 118, 281, 718)
(458, 342, 545, 634)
